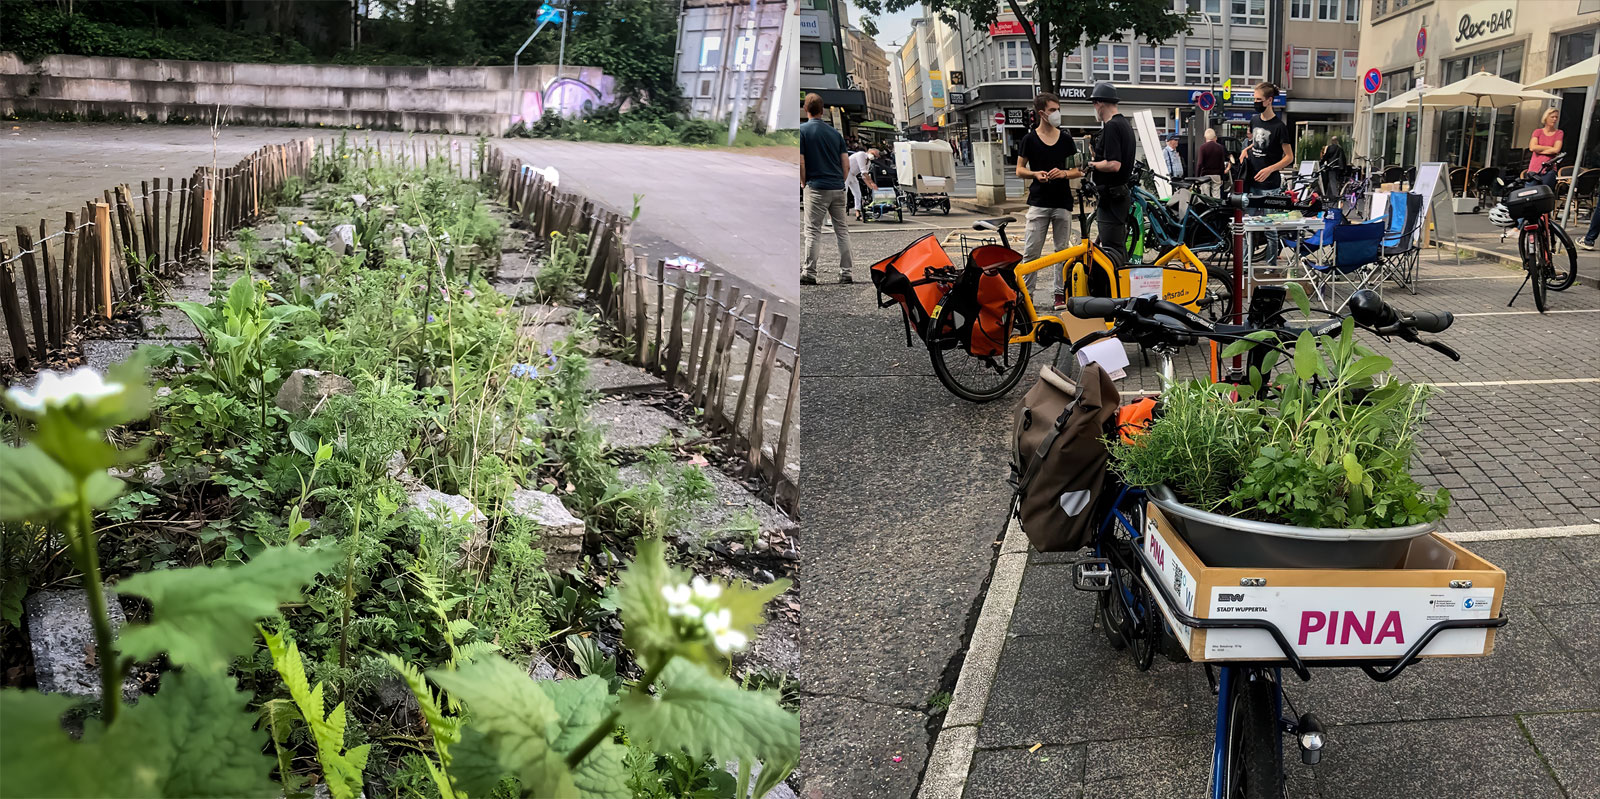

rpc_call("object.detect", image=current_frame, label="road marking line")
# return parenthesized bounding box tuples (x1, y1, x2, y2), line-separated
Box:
(1445, 524, 1599, 542)
(1418, 275, 1525, 281)
(1424, 378, 1600, 387)
(920, 518, 1029, 799)
(1454, 309, 1600, 317)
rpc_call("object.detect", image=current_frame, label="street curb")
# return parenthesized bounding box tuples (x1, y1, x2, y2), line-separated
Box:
(1445, 523, 1600, 541)
(1438, 241, 1600, 290)
(917, 518, 1030, 799)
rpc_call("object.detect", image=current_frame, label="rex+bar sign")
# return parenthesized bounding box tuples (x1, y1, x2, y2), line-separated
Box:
(1454, 1, 1515, 45)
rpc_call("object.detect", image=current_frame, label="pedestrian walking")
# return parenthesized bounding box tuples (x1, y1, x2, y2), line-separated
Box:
(1528, 109, 1564, 188)
(1198, 128, 1227, 198)
(1087, 81, 1136, 269)
(1237, 82, 1293, 264)
(949, 137, 962, 166)
(1580, 210, 1597, 250)
(1016, 92, 1083, 308)
(801, 93, 853, 285)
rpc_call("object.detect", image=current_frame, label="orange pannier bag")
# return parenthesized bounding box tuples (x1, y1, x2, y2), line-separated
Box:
(951, 244, 1023, 357)
(870, 234, 955, 344)
(1117, 396, 1158, 445)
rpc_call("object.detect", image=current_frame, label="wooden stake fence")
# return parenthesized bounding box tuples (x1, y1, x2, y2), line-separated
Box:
(0, 139, 312, 370)
(482, 145, 799, 511)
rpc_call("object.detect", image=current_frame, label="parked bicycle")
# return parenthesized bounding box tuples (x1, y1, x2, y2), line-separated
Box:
(1490, 152, 1579, 313)
(1048, 290, 1504, 799)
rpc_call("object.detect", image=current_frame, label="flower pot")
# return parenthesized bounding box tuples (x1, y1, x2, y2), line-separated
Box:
(1147, 485, 1438, 569)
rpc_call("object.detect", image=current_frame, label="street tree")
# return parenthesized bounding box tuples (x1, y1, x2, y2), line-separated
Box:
(854, 0, 1190, 95)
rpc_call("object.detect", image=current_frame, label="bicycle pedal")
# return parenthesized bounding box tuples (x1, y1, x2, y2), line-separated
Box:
(1072, 558, 1113, 592)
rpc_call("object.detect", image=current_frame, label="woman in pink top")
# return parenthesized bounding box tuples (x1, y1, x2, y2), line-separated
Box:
(1527, 108, 1564, 186)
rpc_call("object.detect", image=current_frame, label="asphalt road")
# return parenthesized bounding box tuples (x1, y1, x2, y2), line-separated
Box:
(0, 123, 797, 310)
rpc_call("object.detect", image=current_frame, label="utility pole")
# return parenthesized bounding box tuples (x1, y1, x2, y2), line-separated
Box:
(727, 0, 759, 146)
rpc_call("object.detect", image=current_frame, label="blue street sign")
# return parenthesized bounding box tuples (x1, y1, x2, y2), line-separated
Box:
(1198, 92, 1216, 111)
(1363, 68, 1383, 95)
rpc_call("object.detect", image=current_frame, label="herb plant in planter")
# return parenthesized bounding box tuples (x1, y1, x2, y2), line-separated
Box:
(1109, 313, 1450, 567)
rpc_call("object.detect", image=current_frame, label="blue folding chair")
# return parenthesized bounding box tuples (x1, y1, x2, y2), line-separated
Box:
(1288, 208, 1344, 268)
(1306, 217, 1387, 311)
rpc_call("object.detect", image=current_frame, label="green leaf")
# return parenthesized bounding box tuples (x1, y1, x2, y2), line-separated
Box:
(1220, 330, 1275, 359)
(289, 430, 317, 456)
(1345, 355, 1394, 384)
(116, 545, 336, 671)
(0, 671, 276, 798)
(262, 627, 370, 799)
(0, 444, 80, 522)
(617, 659, 799, 768)
(542, 677, 629, 798)
(1291, 330, 1322, 382)
(1284, 280, 1311, 317)
(428, 656, 578, 798)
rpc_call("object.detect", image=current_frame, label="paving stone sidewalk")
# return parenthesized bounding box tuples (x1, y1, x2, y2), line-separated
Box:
(801, 213, 1600, 798)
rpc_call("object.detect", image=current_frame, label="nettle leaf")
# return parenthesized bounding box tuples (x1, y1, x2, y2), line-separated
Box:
(427, 656, 578, 798)
(617, 540, 682, 663)
(117, 545, 336, 671)
(542, 676, 629, 799)
(0, 444, 81, 522)
(262, 627, 371, 799)
(0, 671, 276, 798)
(617, 659, 799, 769)
(1284, 280, 1312, 318)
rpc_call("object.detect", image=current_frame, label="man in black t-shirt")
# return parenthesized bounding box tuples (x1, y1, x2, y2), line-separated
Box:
(1087, 81, 1137, 268)
(1016, 92, 1083, 306)
(1236, 81, 1294, 264)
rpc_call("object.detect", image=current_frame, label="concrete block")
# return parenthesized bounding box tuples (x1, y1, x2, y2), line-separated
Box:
(507, 488, 585, 571)
(25, 588, 139, 700)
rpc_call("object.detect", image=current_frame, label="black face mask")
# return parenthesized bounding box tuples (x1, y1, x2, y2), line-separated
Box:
(1254, 100, 1267, 113)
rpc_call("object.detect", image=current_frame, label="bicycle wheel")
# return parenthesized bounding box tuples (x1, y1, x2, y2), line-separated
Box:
(1202, 266, 1236, 324)
(1546, 223, 1579, 291)
(1519, 228, 1549, 313)
(927, 301, 1032, 403)
(1222, 669, 1286, 799)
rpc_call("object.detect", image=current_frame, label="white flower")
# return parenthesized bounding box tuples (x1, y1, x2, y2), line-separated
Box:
(690, 575, 722, 601)
(702, 608, 748, 654)
(661, 584, 692, 606)
(6, 367, 123, 412)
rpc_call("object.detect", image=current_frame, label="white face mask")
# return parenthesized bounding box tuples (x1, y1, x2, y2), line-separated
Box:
(1047, 110, 1062, 127)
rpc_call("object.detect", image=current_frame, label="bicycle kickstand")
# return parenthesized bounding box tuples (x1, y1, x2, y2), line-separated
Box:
(1508, 272, 1530, 308)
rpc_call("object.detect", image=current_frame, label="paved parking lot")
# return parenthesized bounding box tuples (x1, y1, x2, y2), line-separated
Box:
(799, 207, 1600, 798)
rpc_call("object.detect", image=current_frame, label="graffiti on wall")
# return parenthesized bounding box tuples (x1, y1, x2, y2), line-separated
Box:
(510, 75, 614, 125)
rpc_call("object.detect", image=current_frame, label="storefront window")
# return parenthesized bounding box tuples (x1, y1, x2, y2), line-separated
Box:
(1555, 29, 1598, 70)
(1436, 45, 1525, 171)
(1315, 49, 1336, 79)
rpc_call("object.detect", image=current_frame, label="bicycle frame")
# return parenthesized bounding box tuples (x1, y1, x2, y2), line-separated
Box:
(1132, 185, 1232, 254)
(1002, 241, 1211, 346)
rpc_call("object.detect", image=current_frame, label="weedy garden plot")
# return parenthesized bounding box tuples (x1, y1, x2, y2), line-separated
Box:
(0, 134, 800, 799)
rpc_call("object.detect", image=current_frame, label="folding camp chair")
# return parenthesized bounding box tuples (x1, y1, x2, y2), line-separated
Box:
(1379, 193, 1425, 295)
(1287, 208, 1342, 272)
(1305, 217, 1387, 311)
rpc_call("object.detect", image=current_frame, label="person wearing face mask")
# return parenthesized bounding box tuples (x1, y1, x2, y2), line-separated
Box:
(1016, 92, 1083, 307)
(1236, 81, 1293, 265)
(1087, 81, 1136, 269)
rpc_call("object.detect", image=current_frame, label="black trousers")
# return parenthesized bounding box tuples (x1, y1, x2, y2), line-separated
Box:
(1095, 185, 1134, 269)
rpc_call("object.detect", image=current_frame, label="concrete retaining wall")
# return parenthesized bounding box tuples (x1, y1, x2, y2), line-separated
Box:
(0, 52, 616, 134)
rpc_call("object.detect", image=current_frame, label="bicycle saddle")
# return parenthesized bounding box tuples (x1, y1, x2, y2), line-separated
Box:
(973, 216, 1016, 231)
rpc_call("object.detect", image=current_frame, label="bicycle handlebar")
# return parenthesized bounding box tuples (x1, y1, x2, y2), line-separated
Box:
(1066, 290, 1460, 361)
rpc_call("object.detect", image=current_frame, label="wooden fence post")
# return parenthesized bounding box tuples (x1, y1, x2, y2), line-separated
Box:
(731, 299, 769, 447)
(94, 202, 113, 318)
(38, 220, 61, 350)
(200, 178, 215, 254)
(664, 277, 688, 386)
(708, 287, 744, 428)
(694, 278, 723, 405)
(772, 355, 800, 510)
(685, 273, 711, 389)
(77, 206, 94, 321)
(650, 259, 666, 369)
(745, 314, 788, 468)
(0, 240, 30, 370)
(14, 226, 47, 360)
(62, 212, 79, 328)
(631, 255, 648, 366)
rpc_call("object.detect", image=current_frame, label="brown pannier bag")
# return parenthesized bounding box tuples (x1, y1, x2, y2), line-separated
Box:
(1009, 363, 1120, 552)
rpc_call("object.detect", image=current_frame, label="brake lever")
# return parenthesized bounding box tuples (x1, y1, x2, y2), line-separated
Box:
(1069, 321, 1126, 353)
(1419, 338, 1461, 361)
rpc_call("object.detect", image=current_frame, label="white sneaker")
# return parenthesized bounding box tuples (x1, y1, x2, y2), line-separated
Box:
(1581, 239, 1596, 251)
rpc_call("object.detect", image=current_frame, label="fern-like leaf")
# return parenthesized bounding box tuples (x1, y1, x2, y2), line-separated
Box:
(261, 626, 371, 799)
(382, 654, 459, 799)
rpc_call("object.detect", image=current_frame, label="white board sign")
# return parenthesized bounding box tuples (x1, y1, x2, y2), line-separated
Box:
(1141, 520, 1195, 651)
(1198, 584, 1495, 660)
(1131, 109, 1172, 199)
(1411, 161, 1447, 243)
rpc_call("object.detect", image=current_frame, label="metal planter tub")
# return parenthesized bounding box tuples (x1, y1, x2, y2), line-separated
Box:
(1146, 485, 1439, 569)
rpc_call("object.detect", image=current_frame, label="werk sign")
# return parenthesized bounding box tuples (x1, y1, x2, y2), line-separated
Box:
(1454, 1, 1515, 45)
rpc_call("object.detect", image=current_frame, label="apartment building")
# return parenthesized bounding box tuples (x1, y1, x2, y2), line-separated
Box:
(798, 0, 867, 132)
(1355, 0, 1599, 175)
(675, 0, 794, 128)
(843, 25, 896, 127)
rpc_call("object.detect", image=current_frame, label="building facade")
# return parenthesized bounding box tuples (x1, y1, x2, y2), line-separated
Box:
(843, 24, 895, 127)
(1355, 0, 1599, 176)
(936, 0, 1358, 161)
(798, 0, 867, 131)
(674, 0, 790, 127)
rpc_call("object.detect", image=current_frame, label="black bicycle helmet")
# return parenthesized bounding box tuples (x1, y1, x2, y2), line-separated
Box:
(1089, 81, 1120, 103)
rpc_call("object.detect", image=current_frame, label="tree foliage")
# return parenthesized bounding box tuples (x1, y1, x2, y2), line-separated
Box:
(855, 0, 1191, 93)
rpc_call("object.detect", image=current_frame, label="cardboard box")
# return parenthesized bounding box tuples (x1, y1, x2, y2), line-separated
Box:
(1141, 504, 1504, 663)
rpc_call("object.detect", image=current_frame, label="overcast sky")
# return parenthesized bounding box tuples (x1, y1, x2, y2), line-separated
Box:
(844, 1, 922, 54)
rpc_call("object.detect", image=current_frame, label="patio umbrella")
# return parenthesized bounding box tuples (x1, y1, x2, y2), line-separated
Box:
(1411, 72, 1556, 177)
(1525, 54, 1599, 225)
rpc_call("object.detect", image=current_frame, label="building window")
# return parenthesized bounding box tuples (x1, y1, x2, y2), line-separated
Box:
(1314, 49, 1336, 78)
(1187, 0, 1222, 23)
(1231, 49, 1265, 82)
(1290, 47, 1309, 78)
(1345, 0, 1358, 21)
(1317, 0, 1339, 21)
(1290, 0, 1312, 19)
(800, 41, 823, 75)
(1341, 50, 1358, 79)
(1063, 46, 1084, 83)
(1000, 39, 1034, 80)
(1093, 43, 1132, 82)
(1139, 45, 1177, 84)
(1555, 29, 1598, 71)
(1230, 0, 1266, 26)
(1185, 47, 1220, 83)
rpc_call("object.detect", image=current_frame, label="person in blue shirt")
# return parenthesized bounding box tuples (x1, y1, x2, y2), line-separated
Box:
(799, 93, 854, 284)
(1162, 134, 1184, 179)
